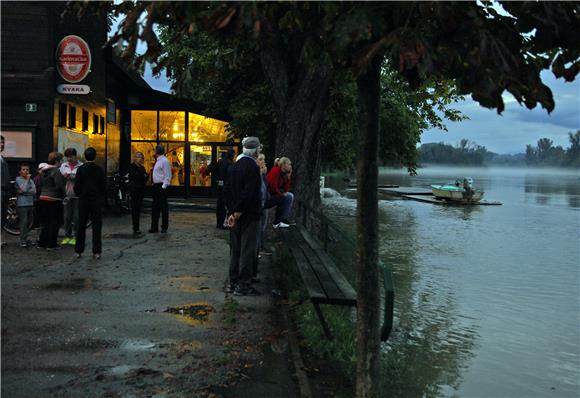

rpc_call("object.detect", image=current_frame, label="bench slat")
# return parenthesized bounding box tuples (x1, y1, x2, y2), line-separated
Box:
(299, 228, 357, 305)
(284, 230, 328, 302)
(289, 227, 355, 306)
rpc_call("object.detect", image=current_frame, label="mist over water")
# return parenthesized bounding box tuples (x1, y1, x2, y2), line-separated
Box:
(323, 166, 580, 397)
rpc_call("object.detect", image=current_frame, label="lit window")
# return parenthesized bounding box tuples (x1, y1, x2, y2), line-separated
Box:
(131, 110, 157, 140)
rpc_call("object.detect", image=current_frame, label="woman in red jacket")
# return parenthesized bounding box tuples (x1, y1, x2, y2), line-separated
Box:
(266, 157, 294, 228)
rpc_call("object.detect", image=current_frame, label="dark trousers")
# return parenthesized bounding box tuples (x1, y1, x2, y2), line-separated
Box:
(75, 199, 102, 254)
(38, 200, 62, 248)
(216, 185, 226, 227)
(150, 183, 168, 231)
(130, 190, 144, 232)
(1, 190, 8, 229)
(229, 216, 259, 287)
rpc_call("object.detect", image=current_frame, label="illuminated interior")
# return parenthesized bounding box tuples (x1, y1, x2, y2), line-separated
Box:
(130, 110, 229, 189)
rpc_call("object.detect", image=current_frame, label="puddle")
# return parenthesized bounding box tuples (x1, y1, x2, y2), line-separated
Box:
(164, 302, 214, 326)
(43, 278, 93, 291)
(168, 276, 210, 293)
(119, 339, 157, 352)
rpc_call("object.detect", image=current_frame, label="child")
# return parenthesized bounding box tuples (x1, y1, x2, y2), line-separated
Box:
(14, 163, 36, 247)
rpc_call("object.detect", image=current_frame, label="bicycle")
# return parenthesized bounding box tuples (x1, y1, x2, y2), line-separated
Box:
(107, 172, 131, 215)
(2, 195, 92, 236)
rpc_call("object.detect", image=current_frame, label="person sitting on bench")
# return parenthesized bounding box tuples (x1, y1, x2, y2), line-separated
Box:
(266, 156, 294, 229)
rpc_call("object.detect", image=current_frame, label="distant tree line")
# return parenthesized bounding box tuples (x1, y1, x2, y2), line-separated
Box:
(419, 131, 580, 168)
(418, 139, 492, 165)
(525, 131, 580, 167)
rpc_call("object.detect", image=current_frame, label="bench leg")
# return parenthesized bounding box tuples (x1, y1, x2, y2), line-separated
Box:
(313, 303, 333, 340)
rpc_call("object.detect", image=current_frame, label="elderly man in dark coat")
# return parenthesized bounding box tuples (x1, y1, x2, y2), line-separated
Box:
(224, 137, 263, 296)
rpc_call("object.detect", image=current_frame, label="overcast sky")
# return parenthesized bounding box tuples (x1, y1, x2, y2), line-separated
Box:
(143, 66, 578, 155)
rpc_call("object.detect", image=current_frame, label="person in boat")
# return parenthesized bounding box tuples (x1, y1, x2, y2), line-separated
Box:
(462, 177, 474, 200)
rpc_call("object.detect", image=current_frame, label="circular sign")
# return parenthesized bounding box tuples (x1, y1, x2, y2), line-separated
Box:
(56, 35, 91, 83)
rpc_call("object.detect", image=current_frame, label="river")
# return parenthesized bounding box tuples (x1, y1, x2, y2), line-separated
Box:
(322, 166, 580, 397)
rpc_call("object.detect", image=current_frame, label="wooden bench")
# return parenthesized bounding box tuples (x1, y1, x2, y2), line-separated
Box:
(281, 225, 394, 342)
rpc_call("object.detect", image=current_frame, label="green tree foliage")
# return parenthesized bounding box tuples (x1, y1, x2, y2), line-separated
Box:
(419, 140, 492, 165)
(525, 132, 580, 167)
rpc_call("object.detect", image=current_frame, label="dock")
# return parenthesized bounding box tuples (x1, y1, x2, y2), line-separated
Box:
(401, 195, 502, 206)
(378, 187, 433, 196)
(364, 185, 502, 205)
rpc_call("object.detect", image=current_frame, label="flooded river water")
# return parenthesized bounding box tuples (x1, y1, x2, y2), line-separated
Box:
(323, 166, 579, 397)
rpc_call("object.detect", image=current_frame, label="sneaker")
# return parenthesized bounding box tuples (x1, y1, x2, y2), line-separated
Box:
(47, 245, 62, 251)
(68, 238, 76, 245)
(19, 242, 28, 248)
(93, 253, 101, 259)
(273, 222, 290, 229)
(61, 237, 70, 245)
(225, 283, 237, 294)
(282, 219, 296, 226)
(233, 285, 261, 296)
(148, 229, 159, 233)
(74, 252, 82, 259)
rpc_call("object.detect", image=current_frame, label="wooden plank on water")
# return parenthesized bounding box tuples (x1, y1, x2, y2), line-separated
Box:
(379, 186, 434, 196)
(401, 194, 502, 205)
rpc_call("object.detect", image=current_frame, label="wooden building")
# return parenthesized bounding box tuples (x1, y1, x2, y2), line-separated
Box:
(1, 1, 234, 198)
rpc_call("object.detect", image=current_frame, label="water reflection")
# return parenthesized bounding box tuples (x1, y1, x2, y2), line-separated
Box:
(323, 196, 477, 397)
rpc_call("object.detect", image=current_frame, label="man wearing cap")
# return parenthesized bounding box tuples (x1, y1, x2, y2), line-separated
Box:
(224, 136, 263, 296)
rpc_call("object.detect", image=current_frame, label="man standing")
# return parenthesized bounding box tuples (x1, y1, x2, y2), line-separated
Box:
(1, 136, 10, 240)
(59, 148, 83, 246)
(224, 137, 263, 296)
(150, 145, 171, 233)
(208, 149, 234, 229)
(74, 147, 106, 259)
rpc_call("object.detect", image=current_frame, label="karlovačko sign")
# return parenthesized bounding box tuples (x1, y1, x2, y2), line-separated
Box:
(56, 35, 91, 83)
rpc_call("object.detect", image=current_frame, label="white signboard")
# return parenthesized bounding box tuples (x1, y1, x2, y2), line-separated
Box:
(57, 84, 90, 95)
(0, 130, 33, 159)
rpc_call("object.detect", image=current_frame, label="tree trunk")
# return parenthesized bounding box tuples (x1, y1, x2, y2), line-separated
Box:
(355, 56, 382, 398)
(259, 43, 331, 210)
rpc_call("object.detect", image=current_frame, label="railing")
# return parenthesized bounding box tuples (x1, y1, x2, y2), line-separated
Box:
(295, 200, 394, 341)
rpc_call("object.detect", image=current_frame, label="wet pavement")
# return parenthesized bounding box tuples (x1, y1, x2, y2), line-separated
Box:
(1, 211, 298, 398)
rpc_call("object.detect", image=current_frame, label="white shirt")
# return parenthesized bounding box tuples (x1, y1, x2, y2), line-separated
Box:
(152, 154, 171, 188)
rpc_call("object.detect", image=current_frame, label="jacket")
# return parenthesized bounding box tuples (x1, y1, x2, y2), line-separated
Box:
(39, 166, 65, 201)
(74, 162, 107, 203)
(266, 165, 291, 197)
(59, 160, 83, 198)
(223, 156, 262, 220)
(14, 176, 36, 207)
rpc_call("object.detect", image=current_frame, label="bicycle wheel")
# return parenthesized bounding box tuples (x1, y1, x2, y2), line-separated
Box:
(2, 198, 21, 236)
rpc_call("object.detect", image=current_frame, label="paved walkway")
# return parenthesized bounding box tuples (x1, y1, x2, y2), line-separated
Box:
(1, 211, 299, 398)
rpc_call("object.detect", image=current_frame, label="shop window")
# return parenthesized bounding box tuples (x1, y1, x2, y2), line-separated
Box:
(68, 106, 76, 129)
(190, 144, 213, 187)
(58, 103, 67, 127)
(159, 111, 185, 141)
(93, 114, 99, 134)
(131, 110, 157, 140)
(100, 116, 105, 135)
(189, 112, 227, 142)
(82, 110, 89, 131)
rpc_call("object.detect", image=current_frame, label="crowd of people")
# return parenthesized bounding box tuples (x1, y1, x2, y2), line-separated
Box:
(1, 135, 294, 297)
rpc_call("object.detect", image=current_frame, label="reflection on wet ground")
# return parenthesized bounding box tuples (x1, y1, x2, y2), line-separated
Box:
(164, 302, 214, 326)
(43, 278, 93, 291)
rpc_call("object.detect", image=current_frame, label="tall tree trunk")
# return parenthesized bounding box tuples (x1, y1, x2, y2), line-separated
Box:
(260, 45, 331, 209)
(355, 56, 382, 398)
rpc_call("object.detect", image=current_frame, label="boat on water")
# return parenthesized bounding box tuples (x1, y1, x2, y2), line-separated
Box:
(431, 177, 484, 202)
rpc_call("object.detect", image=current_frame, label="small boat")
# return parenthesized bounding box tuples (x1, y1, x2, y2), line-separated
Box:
(431, 177, 484, 202)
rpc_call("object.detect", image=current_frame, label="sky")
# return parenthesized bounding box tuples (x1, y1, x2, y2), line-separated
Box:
(143, 67, 579, 156)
